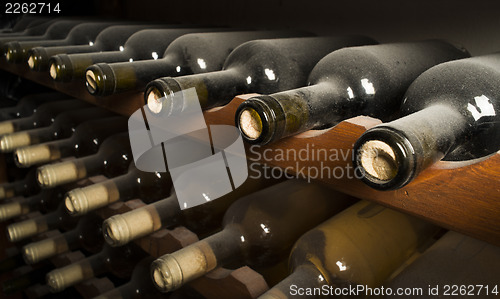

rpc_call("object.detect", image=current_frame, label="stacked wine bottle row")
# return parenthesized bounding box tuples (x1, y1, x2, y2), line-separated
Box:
(0, 16, 498, 298)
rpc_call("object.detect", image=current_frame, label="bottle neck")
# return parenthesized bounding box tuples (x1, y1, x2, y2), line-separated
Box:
(13, 137, 72, 168)
(151, 226, 243, 292)
(86, 57, 179, 96)
(29, 44, 94, 71)
(145, 69, 245, 114)
(354, 104, 467, 190)
(0, 125, 54, 153)
(102, 194, 179, 247)
(6, 207, 67, 242)
(22, 229, 79, 264)
(261, 264, 328, 299)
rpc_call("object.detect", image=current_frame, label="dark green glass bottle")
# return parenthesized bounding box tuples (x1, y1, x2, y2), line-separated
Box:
(85, 30, 311, 96)
(353, 53, 500, 190)
(235, 40, 470, 145)
(143, 35, 377, 114)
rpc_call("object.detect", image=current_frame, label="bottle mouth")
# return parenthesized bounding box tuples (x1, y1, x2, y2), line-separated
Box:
(144, 78, 182, 116)
(49, 55, 72, 81)
(235, 96, 283, 145)
(27, 47, 47, 71)
(86, 63, 117, 96)
(353, 126, 417, 190)
(5, 42, 21, 63)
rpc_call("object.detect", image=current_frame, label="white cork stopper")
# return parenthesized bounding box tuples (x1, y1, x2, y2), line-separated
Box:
(358, 140, 398, 181)
(85, 70, 97, 93)
(239, 108, 262, 140)
(27, 55, 35, 69)
(49, 63, 58, 80)
(147, 87, 164, 114)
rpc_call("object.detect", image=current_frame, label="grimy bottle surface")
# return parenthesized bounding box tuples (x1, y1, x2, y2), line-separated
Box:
(85, 30, 311, 96)
(29, 24, 165, 71)
(385, 231, 500, 298)
(64, 163, 172, 216)
(50, 28, 226, 82)
(0, 99, 91, 136)
(22, 213, 105, 264)
(46, 243, 147, 293)
(0, 186, 64, 221)
(14, 116, 128, 168)
(260, 201, 438, 299)
(0, 106, 116, 152)
(36, 132, 133, 188)
(150, 179, 356, 292)
(102, 170, 278, 246)
(0, 16, 55, 37)
(0, 92, 68, 121)
(235, 40, 470, 145)
(144, 35, 377, 113)
(353, 53, 500, 190)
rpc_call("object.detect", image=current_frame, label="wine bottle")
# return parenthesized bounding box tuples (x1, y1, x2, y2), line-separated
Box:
(0, 99, 91, 136)
(259, 201, 438, 299)
(5, 21, 125, 64)
(150, 179, 356, 292)
(6, 203, 79, 242)
(46, 243, 147, 293)
(102, 172, 278, 246)
(0, 16, 51, 35)
(95, 257, 169, 299)
(143, 35, 377, 114)
(65, 164, 172, 216)
(85, 30, 312, 96)
(0, 187, 63, 221)
(28, 24, 167, 71)
(353, 53, 500, 190)
(0, 106, 116, 152)
(385, 231, 500, 298)
(0, 167, 39, 199)
(50, 27, 228, 82)
(235, 40, 470, 145)
(36, 132, 133, 188)
(0, 92, 68, 121)
(22, 213, 105, 264)
(1, 19, 85, 59)
(14, 116, 128, 168)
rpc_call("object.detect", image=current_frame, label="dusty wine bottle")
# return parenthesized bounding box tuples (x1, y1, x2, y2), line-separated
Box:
(150, 179, 356, 292)
(385, 231, 500, 298)
(0, 99, 91, 136)
(260, 201, 438, 299)
(6, 21, 124, 64)
(46, 243, 147, 293)
(102, 171, 278, 246)
(50, 27, 227, 82)
(144, 35, 377, 114)
(22, 213, 105, 264)
(353, 53, 500, 190)
(14, 116, 128, 168)
(65, 164, 172, 216)
(0, 187, 64, 221)
(85, 30, 311, 96)
(28, 24, 165, 71)
(0, 92, 68, 121)
(36, 132, 133, 188)
(6, 203, 79, 242)
(0, 106, 116, 152)
(235, 40, 470, 145)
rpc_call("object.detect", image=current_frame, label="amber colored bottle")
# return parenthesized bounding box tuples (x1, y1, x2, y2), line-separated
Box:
(385, 231, 500, 298)
(353, 53, 500, 190)
(49, 27, 227, 82)
(259, 201, 438, 299)
(28, 24, 165, 71)
(6, 203, 79, 242)
(102, 172, 279, 246)
(0, 186, 64, 221)
(5, 21, 124, 63)
(85, 30, 311, 96)
(235, 40, 470, 145)
(143, 35, 377, 114)
(150, 179, 356, 292)
(0, 99, 91, 136)
(0, 106, 116, 152)
(36, 132, 133, 188)
(46, 243, 147, 293)
(65, 163, 172, 216)
(0, 167, 39, 200)
(14, 116, 128, 168)
(22, 213, 105, 264)
(0, 92, 68, 121)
